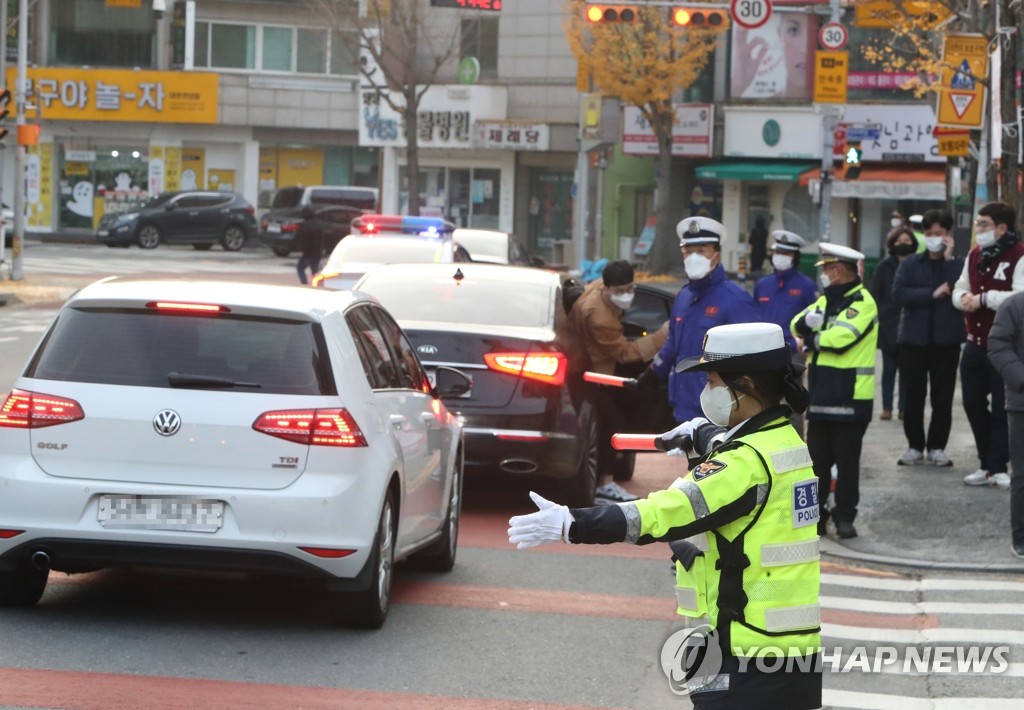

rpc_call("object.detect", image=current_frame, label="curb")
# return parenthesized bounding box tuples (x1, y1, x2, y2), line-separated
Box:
(820, 538, 1024, 575)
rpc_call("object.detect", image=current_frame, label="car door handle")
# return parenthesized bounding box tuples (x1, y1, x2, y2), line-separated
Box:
(389, 414, 407, 428)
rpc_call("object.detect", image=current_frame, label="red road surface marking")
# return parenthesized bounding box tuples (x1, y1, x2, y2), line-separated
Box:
(0, 667, 616, 710)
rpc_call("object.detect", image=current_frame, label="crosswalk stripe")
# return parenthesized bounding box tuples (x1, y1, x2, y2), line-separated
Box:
(823, 689, 1023, 710)
(821, 572, 1024, 593)
(822, 622, 1024, 646)
(820, 595, 1024, 617)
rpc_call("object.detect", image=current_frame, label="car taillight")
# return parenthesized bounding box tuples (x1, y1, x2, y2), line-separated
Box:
(260, 219, 268, 230)
(311, 271, 337, 288)
(283, 222, 301, 233)
(484, 352, 567, 386)
(252, 408, 367, 447)
(246, 206, 255, 215)
(0, 389, 85, 429)
(146, 301, 230, 314)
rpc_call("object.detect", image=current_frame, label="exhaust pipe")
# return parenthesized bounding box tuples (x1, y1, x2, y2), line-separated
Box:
(30, 550, 50, 571)
(500, 458, 539, 474)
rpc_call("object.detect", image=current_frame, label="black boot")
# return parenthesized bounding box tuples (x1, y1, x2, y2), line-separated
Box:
(834, 520, 858, 539)
(817, 508, 829, 537)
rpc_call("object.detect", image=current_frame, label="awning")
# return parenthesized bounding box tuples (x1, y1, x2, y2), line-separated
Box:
(695, 161, 818, 182)
(802, 164, 947, 201)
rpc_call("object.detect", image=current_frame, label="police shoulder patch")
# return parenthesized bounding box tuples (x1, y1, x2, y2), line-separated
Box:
(845, 307, 859, 319)
(692, 459, 727, 481)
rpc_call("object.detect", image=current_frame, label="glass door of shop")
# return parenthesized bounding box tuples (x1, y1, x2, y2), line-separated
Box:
(399, 166, 501, 229)
(58, 147, 150, 231)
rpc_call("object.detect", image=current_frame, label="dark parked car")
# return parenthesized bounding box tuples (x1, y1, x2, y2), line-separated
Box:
(96, 191, 257, 251)
(293, 205, 367, 254)
(260, 185, 380, 256)
(356, 262, 600, 506)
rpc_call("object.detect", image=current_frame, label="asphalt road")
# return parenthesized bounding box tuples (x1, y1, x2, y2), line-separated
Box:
(0, 244, 1020, 709)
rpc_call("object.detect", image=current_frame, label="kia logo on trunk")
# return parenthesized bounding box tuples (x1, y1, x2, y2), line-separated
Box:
(417, 345, 439, 355)
(153, 410, 182, 436)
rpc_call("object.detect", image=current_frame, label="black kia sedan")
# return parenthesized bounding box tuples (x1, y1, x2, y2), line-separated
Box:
(354, 262, 599, 505)
(96, 191, 258, 251)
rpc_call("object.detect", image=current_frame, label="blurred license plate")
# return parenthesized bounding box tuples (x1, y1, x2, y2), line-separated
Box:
(97, 230, 109, 237)
(426, 369, 471, 398)
(98, 495, 224, 533)
(266, 223, 281, 233)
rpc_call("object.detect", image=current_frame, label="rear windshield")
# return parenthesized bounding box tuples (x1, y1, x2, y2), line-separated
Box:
(271, 187, 305, 209)
(26, 308, 332, 395)
(309, 188, 377, 209)
(359, 272, 553, 328)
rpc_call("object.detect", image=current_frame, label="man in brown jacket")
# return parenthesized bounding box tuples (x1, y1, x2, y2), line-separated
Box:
(571, 260, 668, 504)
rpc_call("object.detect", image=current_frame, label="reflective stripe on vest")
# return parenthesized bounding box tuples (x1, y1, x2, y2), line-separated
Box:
(760, 538, 820, 567)
(764, 603, 821, 633)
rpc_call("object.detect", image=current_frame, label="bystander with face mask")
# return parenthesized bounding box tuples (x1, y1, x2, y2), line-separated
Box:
(870, 228, 917, 421)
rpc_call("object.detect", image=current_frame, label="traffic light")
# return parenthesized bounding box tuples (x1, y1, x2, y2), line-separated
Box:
(0, 88, 10, 144)
(672, 7, 729, 26)
(586, 4, 636, 22)
(843, 141, 862, 179)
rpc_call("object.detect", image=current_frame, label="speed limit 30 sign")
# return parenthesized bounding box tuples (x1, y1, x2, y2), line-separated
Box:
(730, 0, 772, 30)
(819, 22, 849, 51)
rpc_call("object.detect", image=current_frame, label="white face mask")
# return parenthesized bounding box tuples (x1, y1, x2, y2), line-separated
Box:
(818, 272, 831, 289)
(771, 253, 793, 271)
(699, 383, 745, 427)
(609, 292, 634, 309)
(891, 218, 903, 228)
(976, 230, 997, 248)
(924, 236, 945, 253)
(684, 253, 713, 280)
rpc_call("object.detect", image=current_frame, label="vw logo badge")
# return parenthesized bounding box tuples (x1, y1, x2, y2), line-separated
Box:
(153, 409, 182, 437)
(417, 344, 439, 355)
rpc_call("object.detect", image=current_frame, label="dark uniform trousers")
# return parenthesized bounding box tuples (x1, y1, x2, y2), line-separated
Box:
(807, 419, 869, 524)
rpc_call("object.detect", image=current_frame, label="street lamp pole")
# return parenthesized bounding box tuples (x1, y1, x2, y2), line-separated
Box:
(816, 0, 842, 244)
(11, 0, 26, 281)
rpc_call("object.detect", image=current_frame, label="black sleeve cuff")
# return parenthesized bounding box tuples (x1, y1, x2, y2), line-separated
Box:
(568, 505, 628, 544)
(693, 423, 727, 454)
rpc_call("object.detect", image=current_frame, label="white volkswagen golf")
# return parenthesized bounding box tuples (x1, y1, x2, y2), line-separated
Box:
(0, 279, 467, 628)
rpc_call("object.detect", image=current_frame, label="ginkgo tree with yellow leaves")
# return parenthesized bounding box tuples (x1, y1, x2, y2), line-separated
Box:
(564, 0, 729, 274)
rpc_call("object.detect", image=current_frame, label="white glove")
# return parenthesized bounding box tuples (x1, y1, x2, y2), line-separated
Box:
(659, 417, 708, 456)
(804, 310, 824, 329)
(508, 491, 574, 550)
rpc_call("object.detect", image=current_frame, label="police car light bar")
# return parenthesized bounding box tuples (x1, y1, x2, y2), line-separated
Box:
(351, 215, 456, 237)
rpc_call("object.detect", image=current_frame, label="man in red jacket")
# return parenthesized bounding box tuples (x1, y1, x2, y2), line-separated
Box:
(952, 202, 1024, 489)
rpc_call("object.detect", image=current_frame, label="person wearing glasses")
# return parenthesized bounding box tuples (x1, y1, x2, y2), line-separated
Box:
(952, 202, 1024, 490)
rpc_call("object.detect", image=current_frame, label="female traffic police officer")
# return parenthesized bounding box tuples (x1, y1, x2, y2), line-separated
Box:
(508, 323, 822, 709)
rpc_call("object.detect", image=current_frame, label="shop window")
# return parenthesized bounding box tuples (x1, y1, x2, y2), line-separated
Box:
(461, 17, 498, 78)
(195, 21, 354, 75)
(782, 184, 815, 243)
(527, 168, 574, 252)
(210, 24, 256, 70)
(298, 29, 328, 74)
(50, 0, 156, 68)
(330, 30, 359, 75)
(262, 27, 293, 72)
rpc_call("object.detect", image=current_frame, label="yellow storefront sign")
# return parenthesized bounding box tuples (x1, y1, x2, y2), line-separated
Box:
(7, 67, 219, 124)
(813, 51, 849, 104)
(854, 1, 954, 29)
(935, 34, 988, 129)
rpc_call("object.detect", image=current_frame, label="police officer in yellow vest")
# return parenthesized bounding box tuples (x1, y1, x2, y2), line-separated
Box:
(508, 323, 822, 709)
(791, 243, 878, 540)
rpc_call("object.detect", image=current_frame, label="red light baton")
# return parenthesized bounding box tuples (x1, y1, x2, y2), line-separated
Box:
(583, 371, 637, 388)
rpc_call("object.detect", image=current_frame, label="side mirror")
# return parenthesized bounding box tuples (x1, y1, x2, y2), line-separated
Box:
(433, 365, 472, 398)
(164, 202, 176, 211)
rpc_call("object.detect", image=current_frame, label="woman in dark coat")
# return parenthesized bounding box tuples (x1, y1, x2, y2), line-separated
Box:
(871, 227, 917, 419)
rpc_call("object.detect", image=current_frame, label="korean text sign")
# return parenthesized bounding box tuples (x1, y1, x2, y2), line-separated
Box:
(7, 68, 219, 124)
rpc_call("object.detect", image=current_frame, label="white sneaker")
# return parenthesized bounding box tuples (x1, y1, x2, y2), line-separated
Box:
(594, 481, 639, 505)
(927, 449, 954, 467)
(964, 469, 991, 486)
(990, 472, 1011, 490)
(898, 448, 924, 466)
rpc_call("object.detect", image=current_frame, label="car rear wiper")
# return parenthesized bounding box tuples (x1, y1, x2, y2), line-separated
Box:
(167, 372, 261, 389)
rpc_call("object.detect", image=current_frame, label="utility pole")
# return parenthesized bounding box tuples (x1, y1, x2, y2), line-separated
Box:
(0, 0, 7, 277)
(11, 0, 24, 281)
(816, 0, 841, 244)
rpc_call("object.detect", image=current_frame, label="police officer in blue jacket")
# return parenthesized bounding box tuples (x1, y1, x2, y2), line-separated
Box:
(754, 230, 818, 353)
(639, 217, 759, 422)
